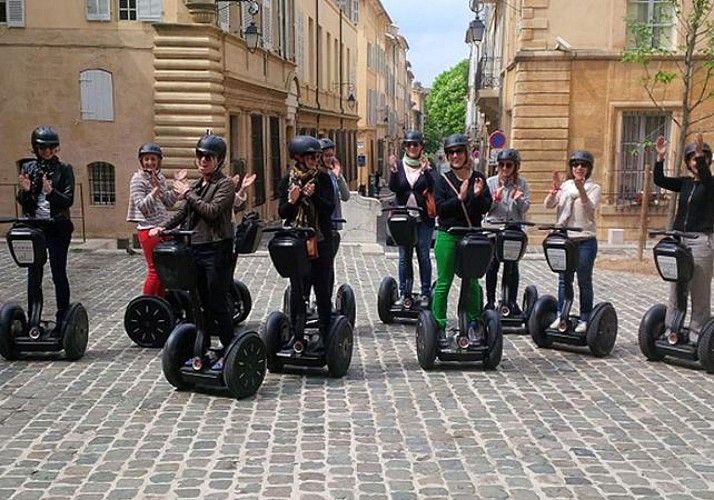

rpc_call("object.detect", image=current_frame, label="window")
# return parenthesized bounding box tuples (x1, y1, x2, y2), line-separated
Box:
(617, 111, 670, 207)
(86, 0, 110, 21)
(80, 69, 114, 121)
(119, 0, 136, 20)
(2, 0, 25, 27)
(627, 0, 674, 50)
(270, 116, 282, 199)
(251, 114, 266, 206)
(88, 162, 116, 206)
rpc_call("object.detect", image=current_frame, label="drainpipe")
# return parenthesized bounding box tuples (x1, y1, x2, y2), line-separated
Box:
(315, 0, 321, 131)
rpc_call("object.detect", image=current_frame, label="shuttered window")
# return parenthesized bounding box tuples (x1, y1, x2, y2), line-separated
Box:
(251, 114, 266, 206)
(88, 162, 116, 206)
(3, 0, 25, 26)
(270, 116, 282, 199)
(137, 0, 161, 22)
(295, 7, 305, 80)
(86, 0, 110, 21)
(262, 0, 272, 50)
(79, 69, 114, 121)
(217, 1, 230, 31)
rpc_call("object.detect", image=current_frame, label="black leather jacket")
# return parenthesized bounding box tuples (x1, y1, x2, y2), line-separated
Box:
(16, 157, 75, 220)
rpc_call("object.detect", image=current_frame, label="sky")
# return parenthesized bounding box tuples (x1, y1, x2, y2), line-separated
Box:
(379, 0, 474, 88)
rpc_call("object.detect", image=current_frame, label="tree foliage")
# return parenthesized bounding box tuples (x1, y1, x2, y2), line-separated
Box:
(623, 0, 714, 226)
(423, 59, 469, 154)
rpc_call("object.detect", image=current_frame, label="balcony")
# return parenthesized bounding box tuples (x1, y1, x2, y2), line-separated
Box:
(475, 56, 501, 118)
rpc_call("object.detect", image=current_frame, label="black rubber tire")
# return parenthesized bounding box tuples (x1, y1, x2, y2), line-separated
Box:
(0, 303, 24, 361)
(528, 295, 556, 349)
(336, 283, 356, 328)
(482, 309, 503, 370)
(261, 311, 290, 373)
(416, 310, 438, 370)
(124, 295, 175, 348)
(638, 304, 667, 362)
(224, 330, 266, 399)
(62, 302, 89, 361)
(162, 323, 197, 390)
(326, 315, 353, 378)
(378, 277, 398, 324)
(698, 318, 714, 374)
(230, 279, 252, 325)
(586, 302, 618, 358)
(521, 285, 538, 334)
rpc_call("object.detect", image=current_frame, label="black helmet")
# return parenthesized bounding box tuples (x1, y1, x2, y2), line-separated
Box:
(497, 148, 520, 165)
(31, 126, 60, 151)
(319, 138, 336, 151)
(195, 134, 227, 166)
(403, 130, 424, 145)
(684, 141, 713, 162)
(569, 150, 594, 167)
(443, 134, 469, 150)
(138, 143, 163, 159)
(289, 135, 321, 157)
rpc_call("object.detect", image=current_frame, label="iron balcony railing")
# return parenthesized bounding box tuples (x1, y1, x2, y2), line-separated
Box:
(476, 56, 502, 90)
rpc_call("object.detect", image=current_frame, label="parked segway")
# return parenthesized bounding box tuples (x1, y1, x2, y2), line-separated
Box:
(528, 225, 617, 357)
(415, 226, 503, 370)
(378, 206, 431, 323)
(262, 225, 353, 378)
(486, 218, 538, 334)
(639, 230, 714, 372)
(123, 211, 261, 348)
(0, 217, 88, 361)
(158, 230, 266, 399)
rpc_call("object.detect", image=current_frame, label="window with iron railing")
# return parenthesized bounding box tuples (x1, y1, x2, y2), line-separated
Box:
(88, 162, 116, 206)
(476, 56, 501, 89)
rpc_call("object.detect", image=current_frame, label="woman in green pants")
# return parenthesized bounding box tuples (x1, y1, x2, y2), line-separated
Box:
(431, 134, 492, 345)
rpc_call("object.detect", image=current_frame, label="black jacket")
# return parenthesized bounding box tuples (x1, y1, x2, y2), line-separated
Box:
(434, 169, 492, 231)
(388, 160, 436, 226)
(17, 157, 75, 220)
(654, 157, 714, 233)
(278, 168, 335, 242)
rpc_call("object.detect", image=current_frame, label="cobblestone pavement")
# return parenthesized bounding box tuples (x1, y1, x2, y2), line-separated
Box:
(0, 242, 713, 500)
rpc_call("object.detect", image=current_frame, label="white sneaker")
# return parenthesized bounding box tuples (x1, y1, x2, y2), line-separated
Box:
(549, 318, 561, 329)
(575, 320, 587, 333)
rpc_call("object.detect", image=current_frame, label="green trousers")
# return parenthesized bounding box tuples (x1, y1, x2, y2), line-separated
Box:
(431, 230, 482, 330)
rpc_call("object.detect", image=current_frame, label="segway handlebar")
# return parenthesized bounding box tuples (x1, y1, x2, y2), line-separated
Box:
(0, 216, 56, 225)
(537, 224, 583, 232)
(485, 217, 536, 227)
(648, 229, 700, 240)
(381, 205, 424, 215)
(263, 225, 316, 238)
(447, 226, 499, 236)
(161, 229, 196, 239)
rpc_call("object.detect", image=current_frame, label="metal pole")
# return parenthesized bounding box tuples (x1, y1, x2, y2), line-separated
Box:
(637, 165, 651, 261)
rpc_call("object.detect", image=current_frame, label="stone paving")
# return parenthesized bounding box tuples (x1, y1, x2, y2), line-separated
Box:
(0, 242, 713, 499)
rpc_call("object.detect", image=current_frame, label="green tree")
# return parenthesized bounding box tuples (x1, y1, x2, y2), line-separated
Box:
(623, 0, 714, 227)
(423, 59, 469, 155)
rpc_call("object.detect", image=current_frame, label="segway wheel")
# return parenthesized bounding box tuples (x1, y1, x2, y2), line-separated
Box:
(0, 303, 25, 361)
(698, 319, 714, 374)
(326, 316, 353, 378)
(282, 285, 292, 321)
(224, 330, 266, 399)
(230, 279, 252, 325)
(261, 311, 290, 373)
(528, 295, 556, 349)
(124, 296, 175, 348)
(62, 303, 89, 361)
(482, 309, 503, 370)
(162, 323, 197, 390)
(638, 304, 666, 362)
(586, 302, 618, 358)
(378, 277, 398, 324)
(416, 310, 438, 370)
(521, 285, 538, 333)
(335, 283, 356, 328)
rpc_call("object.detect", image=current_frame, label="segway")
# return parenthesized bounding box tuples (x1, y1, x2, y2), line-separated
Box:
(0, 217, 88, 361)
(158, 230, 266, 399)
(262, 225, 353, 378)
(487, 218, 538, 334)
(639, 230, 714, 373)
(415, 226, 503, 370)
(528, 225, 617, 357)
(378, 206, 431, 323)
(123, 212, 262, 347)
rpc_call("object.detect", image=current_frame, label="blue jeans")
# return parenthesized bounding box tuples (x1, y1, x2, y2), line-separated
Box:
(558, 238, 597, 321)
(398, 221, 433, 297)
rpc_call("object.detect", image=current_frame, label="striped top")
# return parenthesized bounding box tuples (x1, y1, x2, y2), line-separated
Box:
(126, 169, 179, 230)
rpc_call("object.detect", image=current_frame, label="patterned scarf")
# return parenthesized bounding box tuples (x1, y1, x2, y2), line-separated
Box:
(402, 154, 421, 169)
(289, 164, 320, 237)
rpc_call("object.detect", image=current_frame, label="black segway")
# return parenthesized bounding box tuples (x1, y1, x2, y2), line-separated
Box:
(487, 218, 538, 334)
(378, 206, 431, 323)
(639, 230, 714, 373)
(0, 217, 88, 361)
(262, 225, 353, 378)
(158, 230, 266, 399)
(123, 212, 261, 347)
(415, 226, 503, 370)
(528, 225, 617, 357)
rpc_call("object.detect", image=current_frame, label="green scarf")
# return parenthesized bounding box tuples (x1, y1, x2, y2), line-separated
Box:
(402, 154, 421, 169)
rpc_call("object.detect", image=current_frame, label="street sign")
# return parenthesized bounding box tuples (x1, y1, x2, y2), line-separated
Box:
(357, 154, 366, 166)
(489, 130, 507, 149)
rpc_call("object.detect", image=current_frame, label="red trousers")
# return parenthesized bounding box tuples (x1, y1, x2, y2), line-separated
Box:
(137, 229, 165, 297)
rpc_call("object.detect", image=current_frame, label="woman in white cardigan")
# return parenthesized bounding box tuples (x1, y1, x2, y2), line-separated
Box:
(544, 150, 601, 333)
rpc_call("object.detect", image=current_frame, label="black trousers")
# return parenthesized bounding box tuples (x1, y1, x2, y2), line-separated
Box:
(485, 256, 519, 306)
(193, 239, 234, 348)
(291, 238, 335, 337)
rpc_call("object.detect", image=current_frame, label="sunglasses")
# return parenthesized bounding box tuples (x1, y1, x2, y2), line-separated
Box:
(302, 153, 319, 160)
(571, 161, 589, 168)
(37, 144, 56, 150)
(404, 142, 421, 148)
(498, 161, 515, 169)
(196, 152, 216, 161)
(446, 148, 466, 155)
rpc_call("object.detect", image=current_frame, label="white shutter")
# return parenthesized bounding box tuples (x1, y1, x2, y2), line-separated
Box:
(79, 70, 114, 122)
(7, 0, 25, 27)
(295, 8, 305, 80)
(217, 1, 229, 31)
(86, 0, 110, 21)
(262, 0, 272, 51)
(241, 2, 251, 32)
(137, 0, 161, 22)
(350, 0, 359, 23)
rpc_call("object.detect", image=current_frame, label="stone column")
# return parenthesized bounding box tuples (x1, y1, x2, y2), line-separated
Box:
(185, 1, 217, 24)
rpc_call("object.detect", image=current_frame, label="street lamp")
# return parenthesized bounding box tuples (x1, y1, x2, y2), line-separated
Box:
(465, 17, 486, 43)
(333, 82, 357, 110)
(244, 22, 261, 53)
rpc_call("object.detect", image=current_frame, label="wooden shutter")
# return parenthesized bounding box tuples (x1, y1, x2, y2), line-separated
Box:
(295, 8, 305, 80)
(217, 1, 230, 31)
(7, 0, 24, 27)
(80, 70, 114, 122)
(137, 0, 161, 22)
(262, 0, 272, 51)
